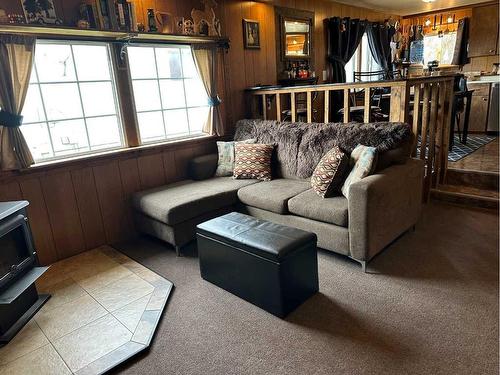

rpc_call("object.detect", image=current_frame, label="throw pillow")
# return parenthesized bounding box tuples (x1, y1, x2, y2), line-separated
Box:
(311, 146, 350, 198)
(215, 139, 255, 177)
(341, 145, 378, 199)
(233, 143, 274, 181)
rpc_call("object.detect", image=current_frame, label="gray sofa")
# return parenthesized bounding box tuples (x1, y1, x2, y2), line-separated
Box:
(132, 120, 424, 271)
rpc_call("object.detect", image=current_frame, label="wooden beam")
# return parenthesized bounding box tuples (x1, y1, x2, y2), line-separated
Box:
(411, 84, 422, 157)
(291, 92, 296, 122)
(262, 94, 267, 120)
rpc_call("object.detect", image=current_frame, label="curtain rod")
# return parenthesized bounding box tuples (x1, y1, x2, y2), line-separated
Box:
(0, 25, 230, 49)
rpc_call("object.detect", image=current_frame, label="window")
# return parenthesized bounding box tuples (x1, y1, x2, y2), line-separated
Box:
(127, 45, 210, 143)
(345, 34, 383, 82)
(423, 32, 457, 65)
(21, 41, 123, 162)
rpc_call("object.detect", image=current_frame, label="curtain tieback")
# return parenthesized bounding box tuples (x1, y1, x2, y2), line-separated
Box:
(0, 110, 23, 128)
(208, 96, 222, 107)
(327, 56, 346, 66)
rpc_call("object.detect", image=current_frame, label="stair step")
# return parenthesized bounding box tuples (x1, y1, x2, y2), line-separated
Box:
(431, 184, 499, 210)
(445, 168, 499, 191)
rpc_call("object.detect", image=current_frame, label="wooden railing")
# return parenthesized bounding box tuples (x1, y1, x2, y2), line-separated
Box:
(247, 76, 456, 201)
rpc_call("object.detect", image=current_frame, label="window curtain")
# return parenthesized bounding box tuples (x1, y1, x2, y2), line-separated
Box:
(0, 34, 35, 171)
(191, 45, 223, 136)
(366, 23, 393, 75)
(326, 17, 367, 83)
(452, 18, 470, 66)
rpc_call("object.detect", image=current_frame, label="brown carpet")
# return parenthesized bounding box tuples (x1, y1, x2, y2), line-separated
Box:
(112, 202, 499, 375)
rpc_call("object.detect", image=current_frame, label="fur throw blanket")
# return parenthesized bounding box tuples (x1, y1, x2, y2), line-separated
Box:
(234, 120, 412, 179)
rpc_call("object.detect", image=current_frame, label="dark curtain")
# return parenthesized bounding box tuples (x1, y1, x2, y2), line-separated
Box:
(452, 17, 470, 66)
(326, 17, 367, 83)
(366, 23, 392, 75)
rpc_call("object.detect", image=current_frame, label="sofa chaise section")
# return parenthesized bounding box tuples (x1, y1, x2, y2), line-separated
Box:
(132, 177, 259, 254)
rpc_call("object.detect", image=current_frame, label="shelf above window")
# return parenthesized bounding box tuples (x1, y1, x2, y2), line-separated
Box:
(0, 24, 229, 48)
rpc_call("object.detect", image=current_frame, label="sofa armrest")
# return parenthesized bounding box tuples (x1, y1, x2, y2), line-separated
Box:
(188, 154, 218, 180)
(348, 158, 424, 261)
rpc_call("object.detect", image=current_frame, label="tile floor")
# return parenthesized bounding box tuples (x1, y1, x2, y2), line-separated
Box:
(0, 246, 173, 375)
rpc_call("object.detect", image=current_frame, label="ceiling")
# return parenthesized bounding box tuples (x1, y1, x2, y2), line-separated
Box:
(331, 0, 492, 16)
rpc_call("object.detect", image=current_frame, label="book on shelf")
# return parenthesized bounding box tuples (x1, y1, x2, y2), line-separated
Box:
(82, 1, 138, 32)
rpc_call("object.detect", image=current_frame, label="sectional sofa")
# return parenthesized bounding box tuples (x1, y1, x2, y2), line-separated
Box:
(132, 119, 424, 271)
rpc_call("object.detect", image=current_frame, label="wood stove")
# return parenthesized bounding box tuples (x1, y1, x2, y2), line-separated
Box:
(0, 201, 50, 345)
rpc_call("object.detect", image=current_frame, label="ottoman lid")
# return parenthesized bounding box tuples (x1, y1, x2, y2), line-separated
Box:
(196, 212, 317, 261)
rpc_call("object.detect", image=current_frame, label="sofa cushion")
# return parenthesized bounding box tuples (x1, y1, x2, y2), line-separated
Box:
(237, 179, 311, 214)
(132, 177, 259, 226)
(311, 146, 350, 198)
(189, 154, 218, 180)
(233, 143, 274, 181)
(288, 189, 349, 227)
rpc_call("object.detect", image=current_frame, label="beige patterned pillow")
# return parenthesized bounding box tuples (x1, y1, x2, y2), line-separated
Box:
(311, 147, 350, 198)
(341, 145, 378, 199)
(233, 143, 274, 181)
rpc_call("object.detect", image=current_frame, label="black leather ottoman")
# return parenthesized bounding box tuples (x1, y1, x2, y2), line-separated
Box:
(196, 212, 319, 318)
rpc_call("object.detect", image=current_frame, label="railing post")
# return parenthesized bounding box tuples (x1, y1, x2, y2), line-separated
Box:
(343, 88, 350, 123)
(276, 93, 281, 122)
(291, 92, 296, 122)
(307, 91, 312, 123)
(324, 90, 329, 123)
(364, 88, 371, 123)
(439, 79, 454, 184)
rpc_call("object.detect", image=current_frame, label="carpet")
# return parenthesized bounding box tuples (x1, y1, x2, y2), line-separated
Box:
(417, 134, 496, 162)
(112, 202, 499, 375)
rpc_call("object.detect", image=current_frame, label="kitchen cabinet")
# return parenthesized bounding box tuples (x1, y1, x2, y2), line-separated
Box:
(467, 82, 491, 132)
(468, 4, 499, 58)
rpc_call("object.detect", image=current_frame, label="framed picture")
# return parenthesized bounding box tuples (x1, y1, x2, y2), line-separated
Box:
(243, 19, 260, 49)
(21, 0, 61, 25)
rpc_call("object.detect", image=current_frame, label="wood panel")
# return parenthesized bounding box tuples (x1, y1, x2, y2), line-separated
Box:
(93, 161, 132, 245)
(18, 179, 58, 265)
(40, 171, 86, 258)
(71, 167, 107, 250)
(137, 153, 166, 189)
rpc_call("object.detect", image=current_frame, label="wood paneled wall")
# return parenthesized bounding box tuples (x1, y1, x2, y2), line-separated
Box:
(0, 139, 216, 266)
(218, 0, 398, 132)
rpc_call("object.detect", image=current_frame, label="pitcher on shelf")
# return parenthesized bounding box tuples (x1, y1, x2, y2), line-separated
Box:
(156, 11, 174, 34)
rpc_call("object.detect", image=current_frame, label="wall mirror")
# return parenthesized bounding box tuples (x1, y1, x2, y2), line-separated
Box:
(275, 7, 315, 81)
(284, 19, 311, 57)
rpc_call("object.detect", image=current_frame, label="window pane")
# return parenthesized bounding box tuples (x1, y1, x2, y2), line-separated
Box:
(132, 80, 161, 111)
(184, 79, 208, 107)
(156, 48, 182, 78)
(41, 83, 83, 121)
(137, 111, 165, 142)
(164, 109, 189, 136)
(48, 119, 90, 155)
(35, 44, 76, 82)
(159, 79, 186, 109)
(21, 123, 53, 160)
(188, 107, 209, 133)
(86, 116, 122, 150)
(80, 82, 116, 117)
(128, 47, 157, 79)
(73, 45, 111, 81)
(23, 85, 46, 124)
(181, 49, 197, 78)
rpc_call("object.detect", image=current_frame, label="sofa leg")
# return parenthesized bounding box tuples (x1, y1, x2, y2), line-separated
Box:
(175, 246, 182, 257)
(360, 261, 367, 273)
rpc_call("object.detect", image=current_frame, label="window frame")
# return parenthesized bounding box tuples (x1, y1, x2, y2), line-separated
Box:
(22, 39, 126, 163)
(125, 43, 210, 145)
